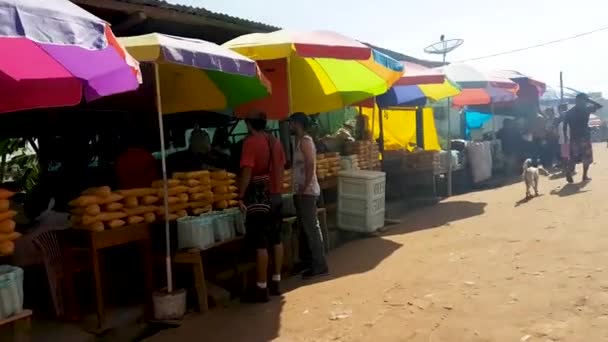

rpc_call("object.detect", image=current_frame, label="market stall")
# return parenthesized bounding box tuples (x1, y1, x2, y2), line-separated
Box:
(441, 64, 520, 187)
(224, 30, 404, 242)
(356, 62, 460, 199)
(0, 0, 143, 328)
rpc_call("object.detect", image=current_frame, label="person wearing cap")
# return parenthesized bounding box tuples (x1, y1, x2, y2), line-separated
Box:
(563, 93, 602, 183)
(238, 112, 285, 302)
(290, 112, 329, 279)
(167, 126, 230, 173)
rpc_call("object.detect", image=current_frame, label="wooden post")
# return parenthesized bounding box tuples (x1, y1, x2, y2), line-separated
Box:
(415, 107, 424, 149)
(378, 108, 385, 167)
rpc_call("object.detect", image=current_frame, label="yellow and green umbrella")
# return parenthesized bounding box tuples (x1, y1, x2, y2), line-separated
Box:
(223, 30, 404, 119)
(119, 33, 271, 114)
(118, 33, 271, 294)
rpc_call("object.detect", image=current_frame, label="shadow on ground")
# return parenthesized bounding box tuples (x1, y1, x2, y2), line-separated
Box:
(382, 200, 487, 236)
(146, 236, 403, 342)
(550, 182, 590, 197)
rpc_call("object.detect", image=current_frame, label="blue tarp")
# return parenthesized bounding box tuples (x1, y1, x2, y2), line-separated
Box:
(465, 111, 492, 139)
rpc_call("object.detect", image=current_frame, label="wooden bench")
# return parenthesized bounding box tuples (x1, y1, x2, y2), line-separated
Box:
(0, 310, 32, 342)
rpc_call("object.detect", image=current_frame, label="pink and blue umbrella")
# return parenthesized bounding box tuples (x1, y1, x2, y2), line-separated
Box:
(358, 62, 460, 108)
(440, 64, 518, 107)
(0, 0, 141, 113)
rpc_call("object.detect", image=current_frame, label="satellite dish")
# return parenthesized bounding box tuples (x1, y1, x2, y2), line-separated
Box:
(424, 38, 464, 56)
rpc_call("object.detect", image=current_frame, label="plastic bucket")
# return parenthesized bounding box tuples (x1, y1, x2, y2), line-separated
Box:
(152, 288, 186, 321)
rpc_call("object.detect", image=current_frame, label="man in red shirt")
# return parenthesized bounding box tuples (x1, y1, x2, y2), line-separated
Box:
(238, 112, 286, 302)
(114, 134, 158, 189)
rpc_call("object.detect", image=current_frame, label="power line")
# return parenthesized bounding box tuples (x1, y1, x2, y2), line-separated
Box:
(457, 25, 608, 62)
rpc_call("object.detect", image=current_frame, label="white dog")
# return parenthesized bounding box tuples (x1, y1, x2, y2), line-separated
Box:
(522, 158, 540, 199)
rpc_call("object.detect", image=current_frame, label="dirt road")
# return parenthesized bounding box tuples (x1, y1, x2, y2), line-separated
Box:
(149, 145, 608, 342)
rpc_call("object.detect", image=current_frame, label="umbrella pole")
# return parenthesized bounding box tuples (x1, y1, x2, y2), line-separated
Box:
(371, 105, 376, 141)
(446, 98, 452, 197)
(287, 57, 293, 115)
(378, 106, 385, 168)
(154, 63, 173, 294)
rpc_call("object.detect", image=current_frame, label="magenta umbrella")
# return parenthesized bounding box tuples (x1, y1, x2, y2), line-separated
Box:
(0, 0, 141, 113)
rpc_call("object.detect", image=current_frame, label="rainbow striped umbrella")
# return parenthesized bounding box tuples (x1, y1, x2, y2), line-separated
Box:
(224, 30, 403, 119)
(0, 0, 141, 113)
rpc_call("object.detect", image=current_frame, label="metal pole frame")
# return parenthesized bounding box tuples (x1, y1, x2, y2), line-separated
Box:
(444, 52, 453, 197)
(378, 105, 385, 167)
(154, 63, 173, 293)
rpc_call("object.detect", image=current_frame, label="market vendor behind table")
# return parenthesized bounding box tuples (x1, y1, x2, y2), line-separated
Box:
(166, 127, 231, 174)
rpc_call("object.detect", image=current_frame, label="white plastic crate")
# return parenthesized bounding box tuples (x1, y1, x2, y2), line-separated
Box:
(0, 265, 24, 320)
(177, 215, 215, 250)
(337, 170, 386, 233)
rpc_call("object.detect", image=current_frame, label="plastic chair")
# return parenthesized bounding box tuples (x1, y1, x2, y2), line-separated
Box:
(33, 231, 64, 318)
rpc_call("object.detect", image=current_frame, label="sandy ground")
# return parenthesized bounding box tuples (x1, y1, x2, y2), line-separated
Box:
(148, 145, 608, 342)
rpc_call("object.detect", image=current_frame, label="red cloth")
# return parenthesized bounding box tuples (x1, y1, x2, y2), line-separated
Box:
(240, 133, 285, 194)
(115, 148, 158, 189)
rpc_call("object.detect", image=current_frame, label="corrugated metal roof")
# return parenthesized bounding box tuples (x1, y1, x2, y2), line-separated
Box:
(364, 43, 443, 68)
(96, 0, 280, 31)
(75, 0, 438, 66)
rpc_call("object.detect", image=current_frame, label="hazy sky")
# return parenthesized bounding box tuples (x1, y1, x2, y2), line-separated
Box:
(171, 0, 608, 94)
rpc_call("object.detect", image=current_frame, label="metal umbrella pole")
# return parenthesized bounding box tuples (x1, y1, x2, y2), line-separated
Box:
(444, 51, 453, 197)
(154, 63, 173, 293)
(378, 107, 385, 167)
(446, 97, 452, 197)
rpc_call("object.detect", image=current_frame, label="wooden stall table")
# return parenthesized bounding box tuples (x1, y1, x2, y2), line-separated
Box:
(0, 310, 32, 342)
(61, 223, 154, 329)
(173, 236, 247, 313)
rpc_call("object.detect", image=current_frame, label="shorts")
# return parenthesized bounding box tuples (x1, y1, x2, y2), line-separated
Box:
(569, 138, 593, 165)
(560, 143, 570, 160)
(246, 211, 281, 249)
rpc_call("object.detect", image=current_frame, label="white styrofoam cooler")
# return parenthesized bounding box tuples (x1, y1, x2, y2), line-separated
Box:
(337, 170, 386, 233)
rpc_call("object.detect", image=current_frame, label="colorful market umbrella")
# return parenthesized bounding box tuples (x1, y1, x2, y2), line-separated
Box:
(541, 85, 581, 106)
(223, 30, 404, 119)
(589, 114, 601, 127)
(118, 33, 271, 114)
(0, 0, 141, 113)
(491, 70, 546, 96)
(440, 64, 518, 107)
(119, 33, 271, 293)
(356, 62, 460, 168)
(467, 70, 546, 117)
(360, 62, 461, 108)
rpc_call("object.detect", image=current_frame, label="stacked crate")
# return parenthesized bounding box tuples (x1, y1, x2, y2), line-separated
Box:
(401, 151, 440, 172)
(316, 153, 342, 180)
(0, 189, 20, 255)
(174, 170, 214, 215)
(283, 169, 293, 193)
(209, 170, 238, 211)
(345, 141, 380, 171)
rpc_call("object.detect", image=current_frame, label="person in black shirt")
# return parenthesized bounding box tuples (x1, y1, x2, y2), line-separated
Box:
(563, 93, 602, 183)
(167, 127, 230, 173)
